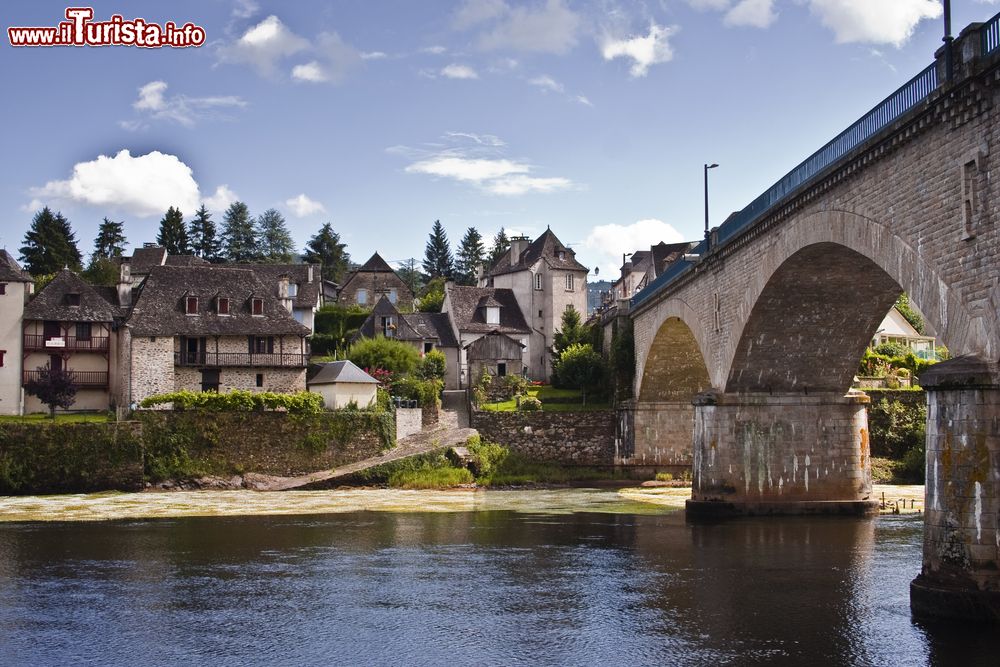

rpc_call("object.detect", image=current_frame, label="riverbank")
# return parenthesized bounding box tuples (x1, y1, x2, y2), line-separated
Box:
(0, 484, 924, 523)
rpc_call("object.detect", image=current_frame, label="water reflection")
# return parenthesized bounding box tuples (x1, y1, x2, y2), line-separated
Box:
(0, 507, 996, 666)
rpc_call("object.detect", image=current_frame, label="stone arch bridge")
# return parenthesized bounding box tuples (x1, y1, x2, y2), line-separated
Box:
(620, 18, 1000, 621)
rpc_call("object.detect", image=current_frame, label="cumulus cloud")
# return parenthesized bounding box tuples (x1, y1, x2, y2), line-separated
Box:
(399, 133, 574, 196)
(291, 61, 328, 82)
(217, 15, 309, 76)
(528, 75, 564, 93)
(121, 80, 246, 129)
(583, 219, 685, 276)
(285, 193, 327, 217)
(455, 0, 581, 54)
(601, 23, 678, 77)
(205, 185, 239, 213)
(807, 0, 941, 46)
(441, 63, 479, 79)
(30, 150, 204, 218)
(724, 0, 777, 28)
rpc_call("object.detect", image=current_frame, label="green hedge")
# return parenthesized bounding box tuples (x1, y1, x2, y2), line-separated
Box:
(139, 389, 324, 413)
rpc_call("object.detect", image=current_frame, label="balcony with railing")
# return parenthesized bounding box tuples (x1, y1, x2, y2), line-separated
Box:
(23, 334, 110, 352)
(22, 370, 109, 387)
(174, 352, 309, 368)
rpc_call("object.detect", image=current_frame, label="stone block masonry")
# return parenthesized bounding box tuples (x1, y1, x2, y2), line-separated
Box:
(471, 410, 615, 465)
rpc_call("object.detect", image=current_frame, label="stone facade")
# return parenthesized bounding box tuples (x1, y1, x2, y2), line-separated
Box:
(127, 335, 175, 406)
(471, 409, 615, 465)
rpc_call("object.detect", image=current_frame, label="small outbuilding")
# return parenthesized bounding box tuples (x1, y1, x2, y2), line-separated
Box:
(464, 331, 526, 381)
(307, 360, 379, 409)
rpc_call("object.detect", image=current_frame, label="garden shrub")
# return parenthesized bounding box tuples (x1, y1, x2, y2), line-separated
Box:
(518, 396, 542, 411)
(140, 390, 324, 413)
(347, 336, 419, 375)
(417, 350, 447, 381)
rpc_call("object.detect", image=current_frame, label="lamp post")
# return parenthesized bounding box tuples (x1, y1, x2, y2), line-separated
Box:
(704, 163, 719, 248)
(621, 252, 632, 298)
(943, 0, 953, 81)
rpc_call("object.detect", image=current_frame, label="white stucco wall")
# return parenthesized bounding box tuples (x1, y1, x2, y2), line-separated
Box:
(0, 282, 27, 415)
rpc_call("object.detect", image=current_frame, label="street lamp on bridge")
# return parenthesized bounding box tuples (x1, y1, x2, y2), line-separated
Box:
(704, 163, 719, 247)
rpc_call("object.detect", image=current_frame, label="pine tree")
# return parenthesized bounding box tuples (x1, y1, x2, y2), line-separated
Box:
(487, 227, 510, 268)
(303, 222, 351, 282)
(422, 219, 454, 279)
(19, 207, 83, 275)
(188, 204, 221, 262)
(455, 227, 485, 286)
(92, 218, 127, 259)
(221, 201, 259, 262)
(256, 208, 295, 263)
(156, 206, 190, 255)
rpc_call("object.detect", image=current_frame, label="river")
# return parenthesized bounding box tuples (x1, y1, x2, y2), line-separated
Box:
(0, 487, 996, 666)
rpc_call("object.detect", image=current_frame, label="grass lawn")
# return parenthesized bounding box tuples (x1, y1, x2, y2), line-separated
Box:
(480, 385, 610, 412)
(0, 412, 113, 424)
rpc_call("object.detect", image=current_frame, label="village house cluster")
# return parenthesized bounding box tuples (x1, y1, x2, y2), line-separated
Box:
(0, 228, 589, 415)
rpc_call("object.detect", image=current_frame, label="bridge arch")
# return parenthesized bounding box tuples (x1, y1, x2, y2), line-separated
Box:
(635, 298, 713, 402)
(722, 210, 988, 394)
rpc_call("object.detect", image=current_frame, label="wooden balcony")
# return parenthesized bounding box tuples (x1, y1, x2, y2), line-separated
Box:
(174, 352, 308, 368)
(23, 370, 109, 387)
(23, 334, 109, 352)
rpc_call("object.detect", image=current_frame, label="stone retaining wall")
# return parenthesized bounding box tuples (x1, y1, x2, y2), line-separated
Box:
(471, 410, 615, 465)
(396, 407, 422, 440)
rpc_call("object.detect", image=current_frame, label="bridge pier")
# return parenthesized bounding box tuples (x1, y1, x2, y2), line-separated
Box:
(687, 392, 877, 517)
(621, 401, 694, 470)
(911, 358, 1000, 623)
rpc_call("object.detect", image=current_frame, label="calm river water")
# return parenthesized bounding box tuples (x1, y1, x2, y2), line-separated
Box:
(0, 488, 997, 666)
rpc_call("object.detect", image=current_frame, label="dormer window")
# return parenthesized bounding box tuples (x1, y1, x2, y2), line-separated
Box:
(557, 250, 566, 260)
(217, 297, 230, 315)
(381, 316, 395, 337)
(66, 293, 81, 306)
(252, 298, 264, 316)
(486, 306, 500, 325)
(288, 283, 298, 297)
(185, 296, 199, 315)
(534, 274, 543, 291)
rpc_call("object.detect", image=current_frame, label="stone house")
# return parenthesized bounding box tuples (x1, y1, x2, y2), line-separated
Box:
(613, 241, 694, 300)
(0, 251, 32, 415)
(352, 296, 461, 388)
(479, 228, 589, 380)
(21, 270, 122, 413)
(307, 360, 379, 409)
(338, 253, 414, 310)
(119, 265, 311, 406)
(237, 263, 323, 331)
(441, 285, 531, 387)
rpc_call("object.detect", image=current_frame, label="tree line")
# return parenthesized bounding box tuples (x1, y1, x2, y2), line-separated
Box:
(18, 205, 513, 290)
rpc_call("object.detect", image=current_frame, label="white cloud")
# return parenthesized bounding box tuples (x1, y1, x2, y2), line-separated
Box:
(529, 75, 564, 93)
(361, 51, 387, 60)
(285, 193, 327, 217)
(400, 133, 574, 196)
(232, 0, 259, 19)
(583, 219, 685, 276)
(441, 63, 479, 79)
(122, 80, 246, 129)
(601, 23, 678, 77)
(807, 0, 941, 46)
(30, 150, 203, 218)
(422, 45, 448, 54)
(686, 0, 731, 9)
(467, 0, 581, 54)
(217, 15, 309, 76)
(291, 61, 328, 82)
(575, 95, 594, 107)
(205, 185, 239, 213)
(725, 0, 777, 28)
(453, 0, 508, 29)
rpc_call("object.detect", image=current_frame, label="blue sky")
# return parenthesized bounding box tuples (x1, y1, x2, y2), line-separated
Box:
(2, 0, 997, 276)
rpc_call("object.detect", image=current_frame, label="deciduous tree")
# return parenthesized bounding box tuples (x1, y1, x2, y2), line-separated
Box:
(24, 363, 77, 418)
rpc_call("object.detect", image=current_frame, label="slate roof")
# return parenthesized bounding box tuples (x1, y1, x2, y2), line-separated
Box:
(357, 252, 395, 273)
(354, 296, 459, 347)
(126, 265, 310, 336)
(308, 360, 379, 385)
(127, 246, 168, 273)
(24, 269, 119, 322)
(0, 250, 31, 282)
(649, 241, 695, 277)
(445, 285, 530, 335)
(236, 263, 322, 310)
(487, 228, 588, 276)
(165, 254, 210, 267)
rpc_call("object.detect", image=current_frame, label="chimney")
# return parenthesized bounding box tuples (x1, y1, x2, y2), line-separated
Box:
(117, 260, 132, 308)
(278, 274, 293, 313)
(307, 264, 314, 282)
(509, 235, 530, 264)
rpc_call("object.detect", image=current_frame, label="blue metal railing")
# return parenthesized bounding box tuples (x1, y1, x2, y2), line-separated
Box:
(631, 61, 939, 309)
(984, 13, 1000, 55)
